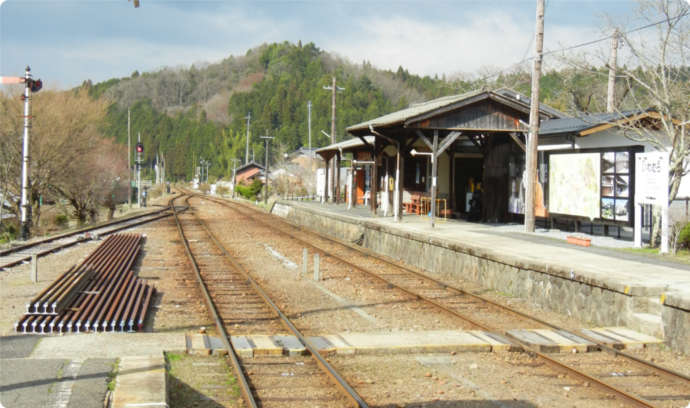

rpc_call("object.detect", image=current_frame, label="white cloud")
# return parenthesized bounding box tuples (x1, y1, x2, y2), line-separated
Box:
(326, 12, 600, 78)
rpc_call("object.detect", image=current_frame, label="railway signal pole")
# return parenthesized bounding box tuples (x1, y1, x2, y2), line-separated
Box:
(127, 108, 132, 209)
(20, 67, 33, 240)
(260, 135, 274, 205)
(2, 67, 42, 240)
(136, 133, 143, 207)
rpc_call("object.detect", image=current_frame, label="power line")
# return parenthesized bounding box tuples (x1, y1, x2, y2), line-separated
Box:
(475, 8, 689, 84)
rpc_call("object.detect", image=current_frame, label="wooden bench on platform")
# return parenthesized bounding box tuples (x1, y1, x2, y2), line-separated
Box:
(404, 192, 423, 215)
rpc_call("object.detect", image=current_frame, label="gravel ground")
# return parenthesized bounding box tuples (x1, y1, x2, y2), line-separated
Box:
(331, 352, 624, 408)
(5, 190, 687, 408)
(0, 240, 101, 335)
(191, 196, 690, 407)
(196, 198, 475, 336)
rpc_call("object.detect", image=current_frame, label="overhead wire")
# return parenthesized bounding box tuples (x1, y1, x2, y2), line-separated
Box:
(469, 7, 689, 85)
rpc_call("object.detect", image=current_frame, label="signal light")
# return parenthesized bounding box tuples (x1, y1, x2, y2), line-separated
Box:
(136, 143, 144, 153)
(27, 78, 42, 93)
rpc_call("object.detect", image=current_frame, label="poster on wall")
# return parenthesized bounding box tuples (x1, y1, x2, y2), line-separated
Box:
(548, 153, 601, 219)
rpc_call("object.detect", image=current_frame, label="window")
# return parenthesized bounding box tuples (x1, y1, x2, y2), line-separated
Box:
(601, 151, 630, 222)
(404, 157, 427, 190)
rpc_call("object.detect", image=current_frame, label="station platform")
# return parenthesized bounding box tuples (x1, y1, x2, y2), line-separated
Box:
(271, 200, 690, 354)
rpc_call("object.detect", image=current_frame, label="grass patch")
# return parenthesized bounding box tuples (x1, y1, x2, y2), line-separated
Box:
(107, 359, 120, 392)
(166, 352, 243, 408)
(166, 352, 183, 363)
(618, 247, 690, 265)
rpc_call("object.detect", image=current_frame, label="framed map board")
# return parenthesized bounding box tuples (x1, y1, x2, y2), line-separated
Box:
(548, 153, 601, 219)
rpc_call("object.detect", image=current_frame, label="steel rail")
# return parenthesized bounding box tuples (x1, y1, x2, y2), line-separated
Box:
(176, 194, 369, 408)
(254, 203, 690, 385)
(196, 211, 369, 408)
(203, 195, 682, 408)
(170, 194, 259, 408)
(0, 201, 174, 269)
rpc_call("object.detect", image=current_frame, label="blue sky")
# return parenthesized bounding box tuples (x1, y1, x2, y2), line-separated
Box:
(0, 0, 648, 89)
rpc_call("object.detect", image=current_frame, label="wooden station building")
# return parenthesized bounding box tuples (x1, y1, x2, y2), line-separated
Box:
(315, 88, 681, 229)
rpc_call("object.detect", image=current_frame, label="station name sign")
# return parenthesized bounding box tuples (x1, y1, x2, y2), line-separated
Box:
(635, 151, 669, 206)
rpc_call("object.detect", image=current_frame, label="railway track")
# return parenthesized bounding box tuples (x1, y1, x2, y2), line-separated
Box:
(199, 194, 690, 408)
(170, 194, 368, 408)
(0, 201, 175, 270)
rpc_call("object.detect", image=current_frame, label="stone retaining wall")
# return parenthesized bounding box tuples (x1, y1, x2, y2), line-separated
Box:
(277, 202, 689, 354)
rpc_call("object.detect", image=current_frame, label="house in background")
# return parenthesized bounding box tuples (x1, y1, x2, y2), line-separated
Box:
(234, 162, 265, 185)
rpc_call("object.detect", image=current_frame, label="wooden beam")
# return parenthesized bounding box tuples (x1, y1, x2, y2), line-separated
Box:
(415, 130, 433, 150)
(356, 135, 374, 151)
(437, 131, 461, 156)
(509, 132, 526, 152)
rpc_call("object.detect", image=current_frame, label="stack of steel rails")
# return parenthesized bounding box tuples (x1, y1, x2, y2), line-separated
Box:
(14, 233, 156, 335)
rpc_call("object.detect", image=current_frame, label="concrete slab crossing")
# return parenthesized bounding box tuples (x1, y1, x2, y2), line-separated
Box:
(111, 355, 167, 408)
(186, 327, 663, 357)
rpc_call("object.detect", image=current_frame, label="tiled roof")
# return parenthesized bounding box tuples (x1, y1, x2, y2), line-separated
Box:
(539, 110, 644, 136)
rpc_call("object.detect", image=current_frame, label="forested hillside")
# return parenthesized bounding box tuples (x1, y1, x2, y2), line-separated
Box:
(90, 41, 655, 181)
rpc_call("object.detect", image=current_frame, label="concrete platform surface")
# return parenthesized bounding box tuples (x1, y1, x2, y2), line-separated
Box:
(0, 358, 113, 408)
(111, 355, 167, 408)
(30, 332, 186, 359)
(282, 201, 690, 303)
(188, 327, 662, 357)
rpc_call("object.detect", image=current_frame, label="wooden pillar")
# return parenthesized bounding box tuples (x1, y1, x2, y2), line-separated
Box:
(449, 151, 455, 213)
(335, 151, 341, 204)
(325, 159, 331, 203)
(430, 130, 439, 228)
(370, 153, 378, 215)
(394, 145, 402, 222)
(383, 156, 389, 216)
(348, 161, 355, 210)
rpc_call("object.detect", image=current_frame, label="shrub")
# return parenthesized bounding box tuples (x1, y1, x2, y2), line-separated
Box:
(199, 183, 210, 194)
(679, 222, 690, 249)
(235, 179, 263, 200)
(149, 185, 164, 199)
(54, 214, 69, 227)
(216, 185, 229, 196)
(0, 223, 17, 244)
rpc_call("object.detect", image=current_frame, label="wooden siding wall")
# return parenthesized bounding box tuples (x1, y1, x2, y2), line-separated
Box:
(425, 100, 527, 131)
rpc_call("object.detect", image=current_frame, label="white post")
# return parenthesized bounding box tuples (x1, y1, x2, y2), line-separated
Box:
(661, 206, 669, 254)
(383, 170, 390, 217)
(302, 248, 308, 278)
(20, 66, 32, 240)
(313, 253, 320, 281)
(634, 204, 642, 248)
(31, 254, 37, 283)
(346, 168, 353, 210)
(394, 155, 401, 221)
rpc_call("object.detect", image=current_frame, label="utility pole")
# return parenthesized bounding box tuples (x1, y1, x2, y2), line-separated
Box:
(307, 100, 312, 151)
(260, 135, 274, 205)
(323, 77, 344, 202)
(525, 0, 545, 233)
(230, 158, 240, 198)
(127, 108, 132, 208)
(137, 132, 142, 207)
(19, 66, 33, 240)
(606, 29, 619, 113)
(245, 112, 251, 165)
